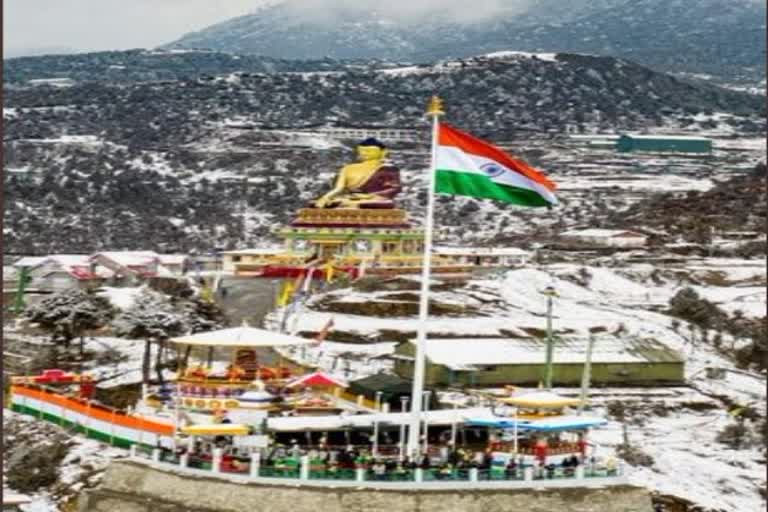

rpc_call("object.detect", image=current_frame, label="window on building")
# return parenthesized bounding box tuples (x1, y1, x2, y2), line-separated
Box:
(232, 256, 242, 262)
(383, 242, 400, 254)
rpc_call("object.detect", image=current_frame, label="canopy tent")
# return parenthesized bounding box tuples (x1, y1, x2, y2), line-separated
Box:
(500, 390, 581, 409)
(169, 326, 316, 348)
(181, 424, 251, 436)
(466, 415, 607, 432)
(266, 407, 495, 432)
(286, 371, 348, 389)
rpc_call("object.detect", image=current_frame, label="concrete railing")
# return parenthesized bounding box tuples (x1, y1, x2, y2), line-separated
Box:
(129, 449, 628, 491)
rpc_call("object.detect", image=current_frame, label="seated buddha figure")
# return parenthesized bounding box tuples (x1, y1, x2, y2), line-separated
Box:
(312, 137, 402, 209)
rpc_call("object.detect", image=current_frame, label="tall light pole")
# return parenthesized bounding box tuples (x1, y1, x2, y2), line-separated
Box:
(373, 391, 383, 456)
(422, 390, 432, 455)
(450, 402, 458, 448)
(578, 334, 596, 415)
(399, 396, 409, 461)
(512, 406, 519, 454)
(242, 176, 250, 247)
(541, 285, 558, 389)
(531, 243, 542, 265)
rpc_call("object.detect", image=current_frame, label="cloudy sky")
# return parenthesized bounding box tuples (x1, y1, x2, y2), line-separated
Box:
(4, 0, 264, 56)
(4, 0, 535, 57)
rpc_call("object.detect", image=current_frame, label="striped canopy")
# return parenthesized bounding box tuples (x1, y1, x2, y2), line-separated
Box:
(181, 424, 250, 436)
(467, 415, 607, 432)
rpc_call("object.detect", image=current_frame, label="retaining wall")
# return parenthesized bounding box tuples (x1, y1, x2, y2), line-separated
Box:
(80, 460, 654, 512)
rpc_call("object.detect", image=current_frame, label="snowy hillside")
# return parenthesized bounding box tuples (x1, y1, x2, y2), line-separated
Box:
(270, 262, 767, 511)
(2, 49, 342, 85)
(3, 51, 764, 254)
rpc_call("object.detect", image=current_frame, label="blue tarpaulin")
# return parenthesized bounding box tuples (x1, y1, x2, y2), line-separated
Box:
(466, 416, 607, 432)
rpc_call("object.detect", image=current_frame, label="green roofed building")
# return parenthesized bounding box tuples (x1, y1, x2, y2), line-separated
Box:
(394, 336, 684, 387)
(617, 134, 712, 154)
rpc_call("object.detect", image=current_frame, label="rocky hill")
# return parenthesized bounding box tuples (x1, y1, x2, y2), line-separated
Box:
(609, 163, 768, 249)
(3, 51, 764, 254)
(2, 49, 349, 85)
(164, 0, 767, 84)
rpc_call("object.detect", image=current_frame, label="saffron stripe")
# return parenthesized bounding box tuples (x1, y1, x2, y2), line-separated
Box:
(11, 385, 174, 435)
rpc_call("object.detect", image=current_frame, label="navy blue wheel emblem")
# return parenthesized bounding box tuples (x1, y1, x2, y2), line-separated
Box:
(481, 162, 506, 178)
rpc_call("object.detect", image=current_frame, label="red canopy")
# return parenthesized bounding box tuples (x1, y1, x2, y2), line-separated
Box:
(286, 371, 347, 389)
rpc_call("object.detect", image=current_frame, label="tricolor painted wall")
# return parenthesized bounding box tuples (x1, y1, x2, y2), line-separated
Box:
(10, 385, 174, 449)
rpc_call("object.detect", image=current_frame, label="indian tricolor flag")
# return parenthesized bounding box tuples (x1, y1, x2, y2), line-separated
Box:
(435, 123, 557, 207)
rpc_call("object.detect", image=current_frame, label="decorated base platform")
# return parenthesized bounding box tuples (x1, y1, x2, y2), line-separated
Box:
(257, 206, 430, 276)
(292, 208, 410, 228)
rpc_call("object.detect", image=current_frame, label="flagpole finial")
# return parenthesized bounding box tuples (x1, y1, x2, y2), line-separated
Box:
(426, 95, 444, 117)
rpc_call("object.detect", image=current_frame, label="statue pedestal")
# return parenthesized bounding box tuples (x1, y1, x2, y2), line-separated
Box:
(291, 208, 410, 229)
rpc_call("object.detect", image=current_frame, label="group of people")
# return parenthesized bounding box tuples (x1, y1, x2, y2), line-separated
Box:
(157, 424, 617, 481)
(256, 442, 610, 481)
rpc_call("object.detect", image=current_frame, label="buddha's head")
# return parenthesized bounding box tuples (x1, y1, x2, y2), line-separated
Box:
(356, 137, 388, 162)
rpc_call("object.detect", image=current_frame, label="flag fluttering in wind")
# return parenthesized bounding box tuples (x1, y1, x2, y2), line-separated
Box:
(314, 317, 335, 345)
(435, 123, 557, 207)
(277, 280, 296, 307)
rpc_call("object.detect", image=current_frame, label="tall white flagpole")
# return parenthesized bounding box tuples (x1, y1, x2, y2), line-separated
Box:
(406, 96, 444, 457)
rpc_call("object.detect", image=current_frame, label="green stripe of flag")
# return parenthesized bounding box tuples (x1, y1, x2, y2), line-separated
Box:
(435, 169, 552, 207)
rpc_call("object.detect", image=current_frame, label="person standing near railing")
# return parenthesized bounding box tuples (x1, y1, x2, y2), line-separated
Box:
(505, 459, 518, 480)
(577, 432, 589, 461)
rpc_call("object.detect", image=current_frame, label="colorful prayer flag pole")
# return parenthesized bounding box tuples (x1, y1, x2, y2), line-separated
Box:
(314, 317, 335, 346)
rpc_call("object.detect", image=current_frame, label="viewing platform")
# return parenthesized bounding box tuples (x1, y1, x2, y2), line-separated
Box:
(128, 444, 629, 490)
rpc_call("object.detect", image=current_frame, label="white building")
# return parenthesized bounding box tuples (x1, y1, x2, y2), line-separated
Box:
(221, 248, 283, 274)
(17, 255, 112, 292)
(12, 256, 49, 270)
(3, 266, 19, 291)
(560, 229, 647, 248)
(157, 254, 190, 276)
(90, 251, 161, 282)
(395, 337, 684, 386)
(433, 246, 530, 267)
(28, 77, 75, 87)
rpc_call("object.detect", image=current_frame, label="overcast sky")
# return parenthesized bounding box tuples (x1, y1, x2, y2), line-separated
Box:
(4, 0, 265, 56)
(4, 0, 533, 57)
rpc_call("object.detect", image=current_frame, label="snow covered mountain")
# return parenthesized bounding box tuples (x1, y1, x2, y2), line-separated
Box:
(164, 0, 766, 84)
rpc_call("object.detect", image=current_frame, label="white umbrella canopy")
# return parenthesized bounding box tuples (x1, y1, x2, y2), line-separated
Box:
(500, 390, 581, 409)
(169, 325, 316, 347)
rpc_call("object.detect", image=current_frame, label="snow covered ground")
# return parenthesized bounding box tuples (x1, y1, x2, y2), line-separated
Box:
(272, 261, 766, 511)
(3, 411, 126, 512)
(3, 258, 765, 511)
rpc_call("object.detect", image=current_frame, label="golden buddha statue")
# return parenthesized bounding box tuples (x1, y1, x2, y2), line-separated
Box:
(312, 138, 402, 209)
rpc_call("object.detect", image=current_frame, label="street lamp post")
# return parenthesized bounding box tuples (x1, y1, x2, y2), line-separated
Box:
(541, 285, 558, 389)
(578, 334, 596, 415)
(450, 402, 458, 448)
(373, 391, 383, 456)
(422, 390, 431, 455)
(399, 396, 409, 461)
(531, 243, 542, 265)
(512, 406, 519, 454)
